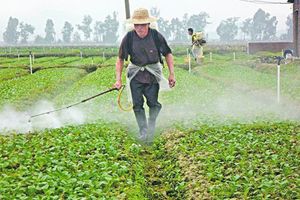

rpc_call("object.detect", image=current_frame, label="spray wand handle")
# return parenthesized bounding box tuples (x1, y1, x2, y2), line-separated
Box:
(81, 87, 118, 103)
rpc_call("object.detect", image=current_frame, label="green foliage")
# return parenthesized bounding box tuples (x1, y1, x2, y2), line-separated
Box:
(194, 56, 300, 101)
(53, 66, 116, 107)
(0, 68, 28, 82)
(168, 122, 300, 199)
(0, 68, 86, 109)
(0, 122, 147, 199)
(0, 47, 299, 199)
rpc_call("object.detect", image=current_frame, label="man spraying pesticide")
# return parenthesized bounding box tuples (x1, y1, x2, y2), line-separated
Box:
(114, 8, 176, 144)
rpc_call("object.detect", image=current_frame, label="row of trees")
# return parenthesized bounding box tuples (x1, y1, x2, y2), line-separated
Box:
(3, 17, 35, 44)
(2, 8, 292, 45)
(217, 9, 292, 41)
(151, 8, 292, 42)
(2, 12, 119, 45)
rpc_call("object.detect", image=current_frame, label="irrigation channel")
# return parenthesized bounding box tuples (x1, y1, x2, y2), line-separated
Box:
(0, 47, 299, 199)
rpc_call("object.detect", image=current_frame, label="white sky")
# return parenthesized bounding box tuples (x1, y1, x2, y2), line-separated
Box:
(0, 0, 293, 41)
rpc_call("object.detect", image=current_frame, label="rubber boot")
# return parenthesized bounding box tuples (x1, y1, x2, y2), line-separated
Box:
(134, 109, 148, 141)
(147, 106, 161, 144)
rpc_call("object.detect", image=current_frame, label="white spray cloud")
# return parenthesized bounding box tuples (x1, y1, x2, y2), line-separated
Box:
(1, 83, 299, 135)
(157, 85, 300, 130)
(0, 100, 86, 134)
(0, 105, 32, 133)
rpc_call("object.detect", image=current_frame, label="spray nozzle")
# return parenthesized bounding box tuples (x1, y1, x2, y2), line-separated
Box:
(274, 56, 284, 65)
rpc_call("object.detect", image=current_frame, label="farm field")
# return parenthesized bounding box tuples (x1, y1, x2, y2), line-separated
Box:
(0, 46, 299, 199)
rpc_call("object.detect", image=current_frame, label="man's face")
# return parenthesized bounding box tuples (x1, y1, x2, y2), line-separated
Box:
(134, 23, 149, 38)
(188, 31, 193, 35)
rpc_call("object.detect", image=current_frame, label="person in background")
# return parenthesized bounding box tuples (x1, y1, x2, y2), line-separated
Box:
(188, 28, 196, 45)
(114, 8, 176, 144)
(187, 27, 206, 63)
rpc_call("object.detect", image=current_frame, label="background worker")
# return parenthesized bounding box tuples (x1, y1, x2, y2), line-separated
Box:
(187, 27, 206, 63)
(188, 28, 196, 45)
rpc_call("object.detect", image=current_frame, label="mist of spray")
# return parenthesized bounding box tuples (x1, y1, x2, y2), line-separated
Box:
(0, 100, 86, 134)
(156, 83, 300, 130)
(1, 79, 300, 135)
(30, 100, 86, 130)
(0, 106, 32, 133)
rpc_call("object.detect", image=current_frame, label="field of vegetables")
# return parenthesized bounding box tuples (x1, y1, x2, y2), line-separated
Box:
(0, 46, 299, 199)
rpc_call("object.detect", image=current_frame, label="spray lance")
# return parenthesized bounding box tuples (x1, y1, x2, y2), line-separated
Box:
(28, 85, 132, 122)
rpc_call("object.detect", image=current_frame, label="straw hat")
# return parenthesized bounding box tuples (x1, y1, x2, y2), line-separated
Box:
(127, 8, 157, 24)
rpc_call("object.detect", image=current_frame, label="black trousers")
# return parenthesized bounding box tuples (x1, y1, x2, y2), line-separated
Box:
(130, 78, 162, 141)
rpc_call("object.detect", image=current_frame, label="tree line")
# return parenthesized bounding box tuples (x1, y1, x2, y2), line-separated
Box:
(216, 8, 292, 41)
(2, 12, 119, 45)
(2, 8, 292, 45)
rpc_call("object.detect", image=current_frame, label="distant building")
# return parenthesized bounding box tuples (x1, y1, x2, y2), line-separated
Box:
(289, 0, 300, 57)
(248, 0, 299, 57)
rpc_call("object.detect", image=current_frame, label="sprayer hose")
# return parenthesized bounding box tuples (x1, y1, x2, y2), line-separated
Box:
(117, 85, 133, 112)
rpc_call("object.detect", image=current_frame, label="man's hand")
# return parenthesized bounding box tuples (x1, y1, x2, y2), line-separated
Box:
(168, 74, 176, 88)
(113, 80, 122, 90)
(165, 53, 175, 88)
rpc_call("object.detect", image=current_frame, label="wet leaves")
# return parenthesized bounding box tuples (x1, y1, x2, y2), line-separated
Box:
(0, 123, 147, 199)
(1, 49, 300, 199)
(161, 122, 300, 199)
